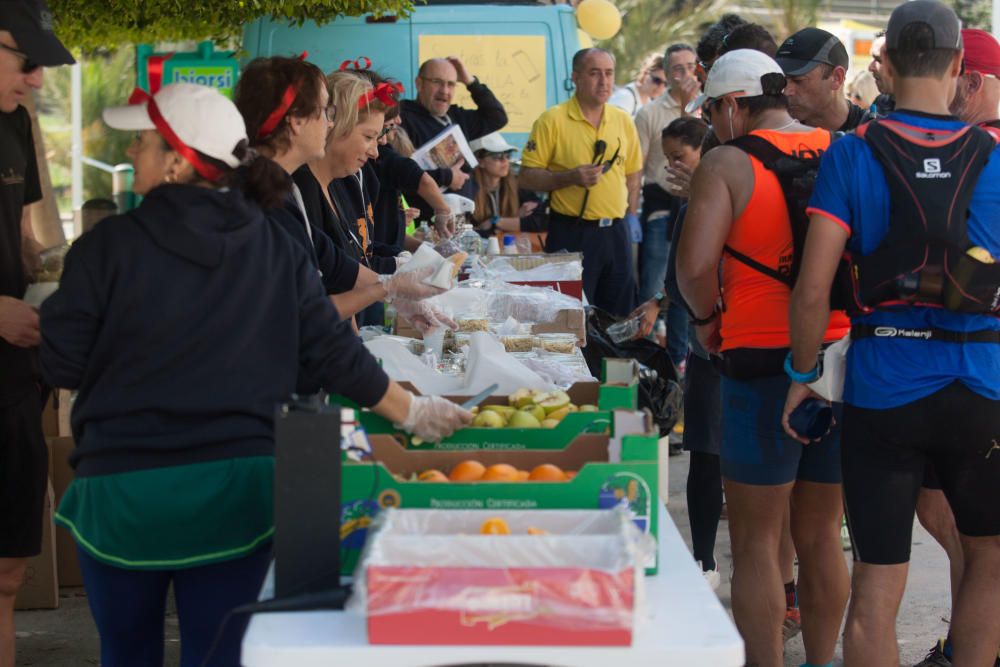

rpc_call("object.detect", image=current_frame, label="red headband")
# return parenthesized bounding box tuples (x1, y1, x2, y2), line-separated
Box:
(339, 56, 372, 71)
(128, 88, 225, 183)
(256, 51, 310, 140)
(357, 81, 404, 110)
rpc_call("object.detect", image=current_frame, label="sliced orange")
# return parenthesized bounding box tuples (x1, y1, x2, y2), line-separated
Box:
(449, 460, 486, 481)
(482, 463, 520, 481)
(417, 469, 448, 483)
(528, 463, 568, 481)
(480, 517, 511, 535)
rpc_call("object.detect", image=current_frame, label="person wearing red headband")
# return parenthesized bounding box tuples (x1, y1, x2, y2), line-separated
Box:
(236, 56, 449, 332)
(37, 82, 471, 667)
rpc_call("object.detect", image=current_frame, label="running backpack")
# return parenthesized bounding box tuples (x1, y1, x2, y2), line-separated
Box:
(852, 119, 1000, 316)
(724, 133, 852, 311)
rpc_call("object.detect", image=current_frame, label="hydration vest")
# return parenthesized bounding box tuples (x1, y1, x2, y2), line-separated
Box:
(848, 119, 1000, 319)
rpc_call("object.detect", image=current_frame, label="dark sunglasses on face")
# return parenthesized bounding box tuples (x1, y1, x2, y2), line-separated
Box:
(0, 43, 40, 74)
(378, 123, 399, 139)
(649, 75, 667, 86)
(485, 151, 512, 161)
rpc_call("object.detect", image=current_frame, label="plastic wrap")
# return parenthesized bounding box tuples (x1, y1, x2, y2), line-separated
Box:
(350, 508, 653, 645)
(364, 337, 464, 396)
(396, 243, 465, 288)
(463, 333, 554, 395)
(485, 282, 583, 325)
(606, 315, 644, 344)
(472, 256, 584, 282)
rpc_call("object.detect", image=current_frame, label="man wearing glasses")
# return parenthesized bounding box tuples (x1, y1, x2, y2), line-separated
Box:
(633, 43, 700, 366)
(520, 48, 642, 317)
(399, 56, 508, 215)
(0, 1, 72, 663)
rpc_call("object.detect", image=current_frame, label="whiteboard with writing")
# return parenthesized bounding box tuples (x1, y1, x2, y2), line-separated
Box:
(418, 35, 547, 135)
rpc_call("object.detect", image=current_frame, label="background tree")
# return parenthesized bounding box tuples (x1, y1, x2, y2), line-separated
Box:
(949, 0, 991, 30)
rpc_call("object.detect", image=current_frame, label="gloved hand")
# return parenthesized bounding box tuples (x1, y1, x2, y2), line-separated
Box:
(394, 298, 457, 334)
(378, 266, 443, 301)
(394, 251, 413, 269)
(398, 394, 473, 442)
(625, 212, 642, 244)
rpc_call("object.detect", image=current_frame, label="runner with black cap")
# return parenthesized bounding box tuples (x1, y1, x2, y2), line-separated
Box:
(784, 2, 1000, 663)
(777, 27, 872, 132)
(0, 2, 73, 664)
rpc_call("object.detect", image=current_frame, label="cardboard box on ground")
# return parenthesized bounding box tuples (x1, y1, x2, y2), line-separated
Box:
(15, 390, 80, 611)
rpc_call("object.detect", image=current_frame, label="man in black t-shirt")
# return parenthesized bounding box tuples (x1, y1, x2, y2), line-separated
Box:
(777, 27, 874, 132)
(0, 0, 72, 660)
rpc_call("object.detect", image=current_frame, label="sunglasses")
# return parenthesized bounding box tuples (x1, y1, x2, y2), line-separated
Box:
(0, 43, 40, 74)
(377, 122, 399, 139)
(649, 75, 667, 86)
(484, 151, 513, 161)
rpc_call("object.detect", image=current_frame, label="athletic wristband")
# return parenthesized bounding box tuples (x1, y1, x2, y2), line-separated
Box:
(489, 216, 500, 233)
(784, 351, 820, 384)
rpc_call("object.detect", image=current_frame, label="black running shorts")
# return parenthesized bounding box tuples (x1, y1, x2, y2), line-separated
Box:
(0, 386, 48, 558)
(842, 381, 1000, 565)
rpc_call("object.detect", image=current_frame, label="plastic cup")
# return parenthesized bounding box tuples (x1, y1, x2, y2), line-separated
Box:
(423, 327, 445, 359)
(486, 236, 501, 255)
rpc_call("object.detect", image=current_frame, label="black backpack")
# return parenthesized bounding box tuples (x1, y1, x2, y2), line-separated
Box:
(724, 133, 852, 311)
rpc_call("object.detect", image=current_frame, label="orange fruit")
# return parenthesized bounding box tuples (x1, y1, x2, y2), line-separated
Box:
(480, 517, 511, 535)
(516, 470, 530, 481)
(449, 460, 486, 481)
(528, 463, 568, 481)
(565, 471, 577, 480)
(482, 463, 520, 482)
(527, 527, 548, 535)
(417, 469, 448, 483)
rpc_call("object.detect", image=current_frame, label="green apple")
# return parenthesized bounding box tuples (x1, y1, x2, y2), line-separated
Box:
(539, 391, 571, 414)
(540, 419, 560, 429)
(507, 410, 541, 428)
(472, 411, 506, 428)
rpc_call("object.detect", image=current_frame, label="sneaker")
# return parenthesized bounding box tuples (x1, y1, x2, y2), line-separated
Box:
(782, 606, 802, 643)
(697, 561, 721, 591)
(914, 639, 951, 667)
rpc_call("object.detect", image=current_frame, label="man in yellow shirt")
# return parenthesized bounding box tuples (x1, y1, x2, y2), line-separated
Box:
(520, 48, 643, 316)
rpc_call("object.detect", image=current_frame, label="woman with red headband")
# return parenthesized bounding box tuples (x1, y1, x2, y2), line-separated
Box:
(236, 55, 449, 330)
(37, 82, 471, 667)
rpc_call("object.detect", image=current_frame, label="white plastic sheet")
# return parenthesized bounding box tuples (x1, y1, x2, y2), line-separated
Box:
(808, 334, 850, 402)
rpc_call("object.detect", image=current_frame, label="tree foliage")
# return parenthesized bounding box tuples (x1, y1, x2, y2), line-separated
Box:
(600, 0, 728, 83)
(48, 0, 415, 51)
(758, 0, 827, 42)
(948, 0, 991, 30)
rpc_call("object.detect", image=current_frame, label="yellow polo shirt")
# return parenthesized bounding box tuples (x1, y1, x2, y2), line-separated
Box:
(521, 95, 642, 220)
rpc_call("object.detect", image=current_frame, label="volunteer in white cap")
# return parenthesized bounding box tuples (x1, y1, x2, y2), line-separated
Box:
(676, 49, 851, 667)
(38, 82, 470, 666)
(469, 132, 547, 238)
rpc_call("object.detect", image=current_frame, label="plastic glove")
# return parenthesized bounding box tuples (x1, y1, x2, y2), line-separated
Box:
(394, 251, 413, 269)
(378, 266, 443, 301)
(625, 212, 642, 244)
(394, 298, 458, 334)
(397, 394, 473, 443)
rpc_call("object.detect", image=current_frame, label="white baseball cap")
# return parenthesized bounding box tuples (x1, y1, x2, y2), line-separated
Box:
(469, 132, 518, 154)
(685, 49, 786, 114)
(103, 83, 247, 170)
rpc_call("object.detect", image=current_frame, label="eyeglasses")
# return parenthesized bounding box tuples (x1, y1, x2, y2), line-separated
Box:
(378, 121, 400, 139)
(420, 76, 457, 90)
(484, 151, 512, 161)
(0, 43, 40, 74)
(322, 102, 337, 122)
(649, 75, 667, 86)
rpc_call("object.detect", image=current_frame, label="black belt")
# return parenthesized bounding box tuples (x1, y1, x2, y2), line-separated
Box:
(550, 210, 622, 228)
(851, 323, 1000, 343)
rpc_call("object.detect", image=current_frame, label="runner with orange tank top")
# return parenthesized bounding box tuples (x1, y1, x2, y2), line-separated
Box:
(676, 49, 849, 667)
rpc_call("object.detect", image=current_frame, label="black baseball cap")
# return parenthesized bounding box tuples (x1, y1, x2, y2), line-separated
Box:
(885, 0, 962, 50)
(0, 0, 74, 67)
(775, 28, 849, 76)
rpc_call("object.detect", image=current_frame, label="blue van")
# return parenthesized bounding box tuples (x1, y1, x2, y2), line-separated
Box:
(242, 2, 583, 147)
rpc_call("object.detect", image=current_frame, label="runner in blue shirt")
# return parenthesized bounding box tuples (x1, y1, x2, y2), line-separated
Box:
(782, 3, 1000, 665)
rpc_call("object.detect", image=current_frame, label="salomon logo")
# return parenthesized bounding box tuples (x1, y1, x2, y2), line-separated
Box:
(916, 158, 951, 179)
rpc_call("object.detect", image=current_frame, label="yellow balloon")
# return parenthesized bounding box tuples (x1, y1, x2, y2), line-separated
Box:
(577, 28, 594, 49)
(576, 0, 622, 41)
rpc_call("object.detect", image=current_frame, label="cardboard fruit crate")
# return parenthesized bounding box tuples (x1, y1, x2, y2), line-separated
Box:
(340, 413, 659, 576)
(359, 508, 650, 646)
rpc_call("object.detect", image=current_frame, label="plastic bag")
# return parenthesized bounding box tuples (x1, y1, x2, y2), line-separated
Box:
(349, 508, 652, 644)
(464, 332, 554, 395)
(485, 281, 583, 325)
(583, 307, 682, 437)
(364, 337, 464, 395)
(808, 334, 849, 403)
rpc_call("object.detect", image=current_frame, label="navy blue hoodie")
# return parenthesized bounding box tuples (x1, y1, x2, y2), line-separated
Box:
(40, 185, 389, 477)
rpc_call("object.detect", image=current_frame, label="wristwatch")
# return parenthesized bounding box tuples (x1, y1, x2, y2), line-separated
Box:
(653, 290, 669, 312)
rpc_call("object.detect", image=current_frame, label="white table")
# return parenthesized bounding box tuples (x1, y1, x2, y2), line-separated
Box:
(242, 505, 744, 666)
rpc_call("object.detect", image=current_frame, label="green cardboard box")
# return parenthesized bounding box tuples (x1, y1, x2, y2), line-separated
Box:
(340, 410, 659, 575)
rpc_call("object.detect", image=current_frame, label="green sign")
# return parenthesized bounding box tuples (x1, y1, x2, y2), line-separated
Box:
(136, 41, 239, 99)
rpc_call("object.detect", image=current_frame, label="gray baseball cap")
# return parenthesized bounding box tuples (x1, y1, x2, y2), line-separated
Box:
(775, 28, 849, 76)
(885, 0, 962, 50)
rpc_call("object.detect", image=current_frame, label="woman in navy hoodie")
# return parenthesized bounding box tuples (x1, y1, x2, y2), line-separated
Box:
(38, 83, 470, 667)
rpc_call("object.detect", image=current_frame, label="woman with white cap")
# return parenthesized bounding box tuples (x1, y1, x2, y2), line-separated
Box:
(675, 49, 850, 667)
(37, 82, 470, 667)
(469, 131, 547, 238)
